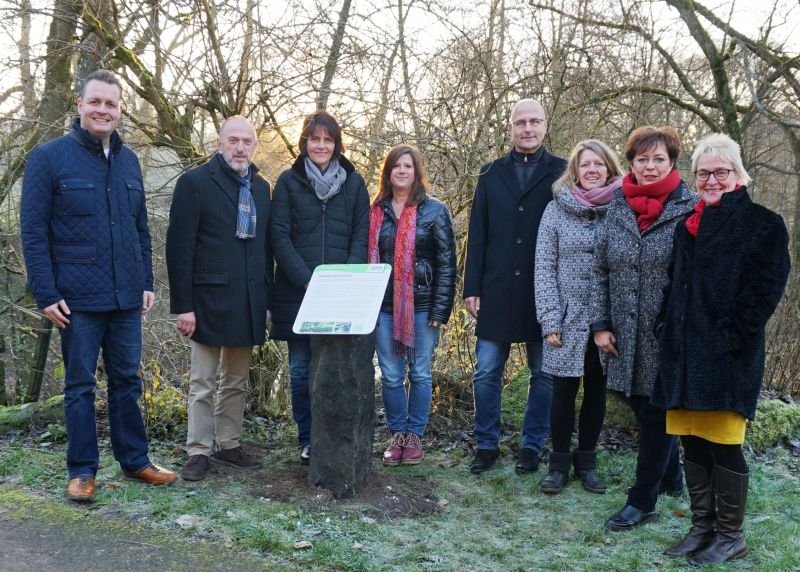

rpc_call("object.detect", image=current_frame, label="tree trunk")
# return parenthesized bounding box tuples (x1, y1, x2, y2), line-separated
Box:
(787, 127, 800, 262)
(316, 0, 352, 110)
(0, 0, 80, 207)
(39, 0, 81, 144)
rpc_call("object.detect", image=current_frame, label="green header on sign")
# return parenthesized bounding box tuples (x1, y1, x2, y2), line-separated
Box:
(312, 263, 391, 274)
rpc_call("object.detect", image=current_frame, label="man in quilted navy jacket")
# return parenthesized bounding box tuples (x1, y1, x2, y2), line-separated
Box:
(20, 70, 176, 502)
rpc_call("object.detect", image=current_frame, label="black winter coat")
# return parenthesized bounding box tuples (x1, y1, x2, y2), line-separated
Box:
(375, 196, 457, 324)
(463, 149, 567, 342)
(270, 154, 370, 340)
(651, 188, 790, 420)
(166, 155, 272, 347)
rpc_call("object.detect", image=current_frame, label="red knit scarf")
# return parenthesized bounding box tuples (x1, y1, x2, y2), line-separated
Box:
(685, 184, 741, 237)
(622, 169, 681, 231)
(684, 199, 706, 237)
(368, 203, 417, 356)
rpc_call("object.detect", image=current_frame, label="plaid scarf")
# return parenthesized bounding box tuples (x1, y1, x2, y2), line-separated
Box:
(218, 154, 257, 239)
(369, 202, 417, 358)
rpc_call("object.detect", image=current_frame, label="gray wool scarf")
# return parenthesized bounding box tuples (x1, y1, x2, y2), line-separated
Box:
(305, 156, 347, 202)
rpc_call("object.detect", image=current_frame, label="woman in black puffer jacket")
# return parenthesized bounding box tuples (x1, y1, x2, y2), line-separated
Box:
(271, 111, 370, 464)
(368, 145, 456, 466)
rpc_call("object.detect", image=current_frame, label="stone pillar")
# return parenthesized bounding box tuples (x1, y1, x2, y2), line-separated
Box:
(308, 333, 376, 499)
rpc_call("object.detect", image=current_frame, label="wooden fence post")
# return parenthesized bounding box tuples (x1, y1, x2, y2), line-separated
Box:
(24, 317, 52, 403)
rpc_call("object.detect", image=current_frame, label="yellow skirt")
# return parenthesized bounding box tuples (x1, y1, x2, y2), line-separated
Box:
(666, 409, 746, 445)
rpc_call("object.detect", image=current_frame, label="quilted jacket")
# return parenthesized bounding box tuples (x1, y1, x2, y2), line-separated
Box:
(270, 153, 370, 340)
(21, 119, 153, 312)
(373, 195, 457, 324)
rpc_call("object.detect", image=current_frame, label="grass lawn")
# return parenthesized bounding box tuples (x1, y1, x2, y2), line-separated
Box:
(1, 382, 799, 570)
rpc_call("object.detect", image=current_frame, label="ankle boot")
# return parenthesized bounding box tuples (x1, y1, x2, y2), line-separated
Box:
(540, 451, 572, 494)
(573, 450, 607, 494)
(689, 467, 749, 566)
(665, 460, 715, 557)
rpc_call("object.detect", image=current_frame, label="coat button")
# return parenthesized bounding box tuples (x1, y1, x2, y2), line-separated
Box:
(514, 270, 521, 276)
(516, 238, 522, 244)
(518, 205, 524, 212)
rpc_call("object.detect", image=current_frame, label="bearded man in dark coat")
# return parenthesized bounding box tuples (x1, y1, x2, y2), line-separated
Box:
(464, 99, 567, 474)
(166, 116, 273, 481)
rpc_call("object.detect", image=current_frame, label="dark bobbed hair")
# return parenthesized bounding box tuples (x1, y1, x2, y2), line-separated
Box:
(298, 110, 345, 157)
(80, 69, 123, 99)
(626, 125, 681, 163)
(373, 145, 429, 207)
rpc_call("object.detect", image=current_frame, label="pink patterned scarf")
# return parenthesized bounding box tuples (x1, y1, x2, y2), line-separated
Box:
(368, 203, 417, 356)
(571, 176, 621, 207)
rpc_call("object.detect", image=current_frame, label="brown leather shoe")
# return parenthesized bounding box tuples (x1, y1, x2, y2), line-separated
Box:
(67, 475, 95, 502)
(123, 463, 177, 485)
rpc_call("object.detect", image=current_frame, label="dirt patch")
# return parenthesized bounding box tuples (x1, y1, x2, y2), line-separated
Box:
(247, 464, 440, 521)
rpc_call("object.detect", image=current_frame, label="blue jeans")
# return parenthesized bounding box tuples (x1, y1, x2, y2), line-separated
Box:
(376, 311, 439, 437)
(472, 338, 553, 451)
(59, 309, 150, 478)
(287, 339, 312, 448)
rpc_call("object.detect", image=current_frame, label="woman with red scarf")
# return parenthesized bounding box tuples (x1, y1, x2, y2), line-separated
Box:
(652, 133, 790, 566)
(369, 145, 456, 466)
(589, 126, 697, 531)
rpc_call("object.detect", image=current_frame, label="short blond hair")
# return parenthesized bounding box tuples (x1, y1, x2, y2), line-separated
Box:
(691, 133, 751, 185)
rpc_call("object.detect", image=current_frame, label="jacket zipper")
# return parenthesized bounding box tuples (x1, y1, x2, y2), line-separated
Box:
(321, 202, 326, 264)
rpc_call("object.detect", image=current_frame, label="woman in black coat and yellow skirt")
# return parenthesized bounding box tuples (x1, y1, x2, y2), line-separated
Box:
(652, 133, 790, 566)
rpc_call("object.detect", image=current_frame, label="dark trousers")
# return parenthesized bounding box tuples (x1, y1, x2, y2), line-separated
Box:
(287, 339, 312, 448)
(550, 339, 607, 453)
(681, 435, 748, 476)
(626, 395, 683, 511)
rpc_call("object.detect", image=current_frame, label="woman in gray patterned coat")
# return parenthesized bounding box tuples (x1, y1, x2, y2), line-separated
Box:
(590, 126, 698, 531)
(535, 140, 623, 495)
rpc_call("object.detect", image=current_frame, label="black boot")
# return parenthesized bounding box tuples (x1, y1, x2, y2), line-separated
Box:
(515, 448, 540, 474)
(665, 460, 715, 557)
(540, 451, 572, 494)
(573, 450, 607, 494)
(689, 467, 748, 566)
(470, 448, 501, 474)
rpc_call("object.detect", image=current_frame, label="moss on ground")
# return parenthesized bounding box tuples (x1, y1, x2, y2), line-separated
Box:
(747, 399, 800, 452)
(0, 395, 64, 432)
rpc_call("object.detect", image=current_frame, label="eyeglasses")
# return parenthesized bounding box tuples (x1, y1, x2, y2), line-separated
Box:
(513, 118, 545, 128)
(633, 157, 668, 167)
(694, 168, 734, 182)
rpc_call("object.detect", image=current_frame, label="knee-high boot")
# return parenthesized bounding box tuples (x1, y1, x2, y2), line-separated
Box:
(665, 460, 715, 557)
(689, 466, 748, 566)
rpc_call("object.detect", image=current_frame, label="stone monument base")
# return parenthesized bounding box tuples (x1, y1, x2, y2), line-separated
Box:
(308, 333, 376, 499)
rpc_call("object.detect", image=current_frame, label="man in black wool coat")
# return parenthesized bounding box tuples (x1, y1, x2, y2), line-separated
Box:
(463, 98, 567, 475)
(167, 116, 273, 481)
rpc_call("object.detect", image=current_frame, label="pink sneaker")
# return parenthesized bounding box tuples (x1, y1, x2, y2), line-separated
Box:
(402, 433, 424, 465)
(383, 432, 406, 466)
